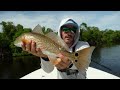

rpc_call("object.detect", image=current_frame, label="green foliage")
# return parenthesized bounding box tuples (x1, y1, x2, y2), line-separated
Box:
(1, 21, 120, 57)
(0, 21, 32, 56)
(0, 21, 17, 42)
(42, 26, 53, 34)
(80, 23, 120, 47)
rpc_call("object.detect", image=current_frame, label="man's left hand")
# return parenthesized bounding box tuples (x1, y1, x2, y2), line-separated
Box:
(54, 53, 71, 70)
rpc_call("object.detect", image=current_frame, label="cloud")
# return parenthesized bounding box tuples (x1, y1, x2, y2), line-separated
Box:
(90, 11, 120, 30)
(0, 11, 120, 32)
(0, 12, 55, 32)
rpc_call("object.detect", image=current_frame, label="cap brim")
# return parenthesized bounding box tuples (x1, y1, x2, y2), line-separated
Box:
(62, 23, 78, 28)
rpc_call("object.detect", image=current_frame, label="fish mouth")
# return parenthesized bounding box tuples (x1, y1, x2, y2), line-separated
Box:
(14, 41, 22, 47)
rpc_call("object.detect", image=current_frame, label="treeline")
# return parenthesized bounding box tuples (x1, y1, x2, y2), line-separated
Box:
(0, 21, 32, 56)
(80, 23, 120, 47)
(0, 21, 120, 57)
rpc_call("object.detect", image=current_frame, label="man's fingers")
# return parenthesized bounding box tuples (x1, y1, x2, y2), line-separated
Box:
(54, 58, 68, 70)
(57, 53, 69, 64)
(36, 48, 41, 52)
(22, 41, 26, 51)
(57, 53, 64, 59)
(63, 58, 71, 64)
(31, 41, 37, 53)
(26, 40, 32, 52)
(36, 48, 42, 55)
(58, 53, 68, 60)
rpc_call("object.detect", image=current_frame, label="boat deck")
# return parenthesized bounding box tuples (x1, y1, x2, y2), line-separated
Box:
(21, 67, 120, 79)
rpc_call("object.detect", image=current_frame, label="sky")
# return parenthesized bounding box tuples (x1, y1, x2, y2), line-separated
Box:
(0, 11, 120, 32)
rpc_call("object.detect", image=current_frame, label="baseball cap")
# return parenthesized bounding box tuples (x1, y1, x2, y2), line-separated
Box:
(61, 19, 78, 33)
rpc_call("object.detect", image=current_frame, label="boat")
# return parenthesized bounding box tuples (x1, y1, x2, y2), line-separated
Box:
(20, 67, 120, 79)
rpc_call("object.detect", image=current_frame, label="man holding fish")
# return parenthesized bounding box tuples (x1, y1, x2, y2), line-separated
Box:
(18, 18, 95, 79)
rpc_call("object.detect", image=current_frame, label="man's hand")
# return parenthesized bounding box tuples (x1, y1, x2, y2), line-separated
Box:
(52, 53, 71, 70)
(22, 40, 47, 58)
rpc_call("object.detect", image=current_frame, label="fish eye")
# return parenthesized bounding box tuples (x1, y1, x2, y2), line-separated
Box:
(59, 48, 62, 50)
(60, 47, 66, 51)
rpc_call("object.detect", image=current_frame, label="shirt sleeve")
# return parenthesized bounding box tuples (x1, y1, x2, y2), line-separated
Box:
(40, 58, 54, 73)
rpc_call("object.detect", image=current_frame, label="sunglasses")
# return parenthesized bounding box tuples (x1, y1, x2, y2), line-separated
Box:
(62, 27, 77, 33)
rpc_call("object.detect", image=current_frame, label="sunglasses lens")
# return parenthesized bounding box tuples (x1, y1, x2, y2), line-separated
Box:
(62, 27, 76, 33)
(62, 28, 71, 32)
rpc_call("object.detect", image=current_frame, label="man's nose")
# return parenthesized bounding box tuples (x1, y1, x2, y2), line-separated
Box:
(65, 31, 72, 34)
(67, 32, 73, 36)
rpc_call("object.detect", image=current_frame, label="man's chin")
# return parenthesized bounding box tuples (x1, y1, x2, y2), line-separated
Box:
(65, 39, 71, 43)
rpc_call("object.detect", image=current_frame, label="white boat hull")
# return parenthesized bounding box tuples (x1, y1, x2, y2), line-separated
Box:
(21, 67, 120, 79)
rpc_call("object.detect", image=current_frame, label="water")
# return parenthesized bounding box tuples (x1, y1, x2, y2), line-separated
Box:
(0, 56, 40, 79)
(90, 45, 120, 77)
(0, 45, 120, 79)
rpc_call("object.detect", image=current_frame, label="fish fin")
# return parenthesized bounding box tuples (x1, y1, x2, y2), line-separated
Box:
(32, 24, 44, 35)
(45, 32, 69, 51)
(72, 46, 95, 71)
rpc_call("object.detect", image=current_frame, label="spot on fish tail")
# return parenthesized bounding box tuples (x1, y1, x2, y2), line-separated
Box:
(75, 53, 78, 57)
(75, 60, 78, 62)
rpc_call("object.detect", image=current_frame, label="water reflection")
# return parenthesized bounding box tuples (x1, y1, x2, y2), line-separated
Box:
(90, 45, 120, 77)
(0, 56, 40, 79)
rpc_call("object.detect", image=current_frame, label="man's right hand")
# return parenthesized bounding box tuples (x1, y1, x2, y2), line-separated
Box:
(22, 40, 47, 58)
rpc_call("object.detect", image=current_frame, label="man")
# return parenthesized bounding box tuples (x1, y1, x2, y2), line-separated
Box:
(22, 18, 90, 79)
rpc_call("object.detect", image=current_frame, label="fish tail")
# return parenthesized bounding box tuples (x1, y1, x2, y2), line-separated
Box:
(72, 46, 95, 71)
